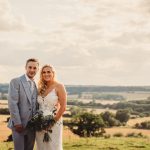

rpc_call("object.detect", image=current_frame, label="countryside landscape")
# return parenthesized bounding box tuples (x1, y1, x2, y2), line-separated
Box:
(1, 0, 150, 149)
(0, 84, 150, 150)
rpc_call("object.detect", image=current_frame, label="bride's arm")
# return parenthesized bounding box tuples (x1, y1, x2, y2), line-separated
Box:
(54, 83, 67, 122)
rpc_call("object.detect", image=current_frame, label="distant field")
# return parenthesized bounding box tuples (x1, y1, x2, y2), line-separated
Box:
(127, 117, 150, 126)
(0, 100, 8, 108)
(78, 99, 119, 104)
(117, 92, 150, 101)
(85, 108, 117, 114)
(68, 92, 150, 104)
(0, 100, 8, 103)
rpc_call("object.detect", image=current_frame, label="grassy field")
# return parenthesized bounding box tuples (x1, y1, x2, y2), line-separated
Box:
(1, 137, 150, 150)
(64, 137, 150, 150)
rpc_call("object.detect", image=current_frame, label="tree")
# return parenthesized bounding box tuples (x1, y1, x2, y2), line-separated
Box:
(101, 111, 115, 122)
(116, 109, 130, 123)
(101, 111, 121, 127)
(69, 106, 86, 117)
(68, 112, 105, 137)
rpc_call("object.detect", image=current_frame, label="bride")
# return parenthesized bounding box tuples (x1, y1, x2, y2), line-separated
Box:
(36, 64, 67, 150)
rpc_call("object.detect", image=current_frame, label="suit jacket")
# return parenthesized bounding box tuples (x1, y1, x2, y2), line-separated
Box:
(8, 74, 38, 129)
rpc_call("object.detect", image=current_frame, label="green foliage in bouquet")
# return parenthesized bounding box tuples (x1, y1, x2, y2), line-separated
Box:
(26, 109, 56, 142)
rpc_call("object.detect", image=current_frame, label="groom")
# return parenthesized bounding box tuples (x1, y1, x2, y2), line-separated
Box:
(8, 58, 39, 150)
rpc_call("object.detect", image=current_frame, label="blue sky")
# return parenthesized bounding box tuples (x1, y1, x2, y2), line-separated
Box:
(0, 0, 150, 85)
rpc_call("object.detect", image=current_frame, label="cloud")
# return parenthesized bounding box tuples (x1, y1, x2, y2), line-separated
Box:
(140, 0, 150, 14)
(0, 0, 150, 85)
(0, 0, 28, 31)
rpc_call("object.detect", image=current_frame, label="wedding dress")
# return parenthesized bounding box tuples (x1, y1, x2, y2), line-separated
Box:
(36, 89, 63, 150)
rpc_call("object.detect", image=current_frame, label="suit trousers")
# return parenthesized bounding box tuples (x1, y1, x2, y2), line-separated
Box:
(12, 129, 35, 150)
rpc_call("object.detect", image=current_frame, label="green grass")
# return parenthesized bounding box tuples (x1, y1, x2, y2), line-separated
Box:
(0, 142, 13, 150)
(1, 137, 150, 150)
(63, 137, 150, 150)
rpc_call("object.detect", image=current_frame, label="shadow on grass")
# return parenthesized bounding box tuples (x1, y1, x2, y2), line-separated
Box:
(71, 144, 96, 148)
(72, 144, 83, 147)
(129, 145, 146, 148)
(98, 147, 119, 150)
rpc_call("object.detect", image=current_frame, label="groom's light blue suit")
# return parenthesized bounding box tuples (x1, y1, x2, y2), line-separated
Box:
(8, 74, 38, 150)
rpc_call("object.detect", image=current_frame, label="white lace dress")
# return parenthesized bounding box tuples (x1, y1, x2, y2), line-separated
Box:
(36, 89, 63, 150)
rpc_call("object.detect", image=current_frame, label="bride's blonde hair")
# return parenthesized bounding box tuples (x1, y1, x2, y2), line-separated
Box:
(38, 64, 56, 96)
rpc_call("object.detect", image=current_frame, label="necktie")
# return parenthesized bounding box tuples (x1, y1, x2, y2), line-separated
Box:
(29, 80, 34, 94)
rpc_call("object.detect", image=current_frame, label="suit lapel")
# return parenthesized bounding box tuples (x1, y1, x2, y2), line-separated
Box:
(20, 75, 32, 104)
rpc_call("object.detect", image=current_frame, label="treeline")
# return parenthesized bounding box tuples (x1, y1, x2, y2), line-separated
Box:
(1, 84, 150, 94)
(67, 99, 150, 117)
(0, 84, 8, 93)
(110, 100, 150, 117)
(92, 93, 125, 100)
(66, 85, 150, 94)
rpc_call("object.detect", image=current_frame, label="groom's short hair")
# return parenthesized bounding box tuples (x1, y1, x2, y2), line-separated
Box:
(26, 58, 39, 66)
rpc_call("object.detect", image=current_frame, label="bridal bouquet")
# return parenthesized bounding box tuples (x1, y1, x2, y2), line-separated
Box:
(26, 109, 56, 142)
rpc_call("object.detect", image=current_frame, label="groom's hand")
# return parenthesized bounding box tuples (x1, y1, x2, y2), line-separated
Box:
(14, 124, 24, 133)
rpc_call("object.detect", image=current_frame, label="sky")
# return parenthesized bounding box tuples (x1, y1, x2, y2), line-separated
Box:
(0, 0, 150, 85)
